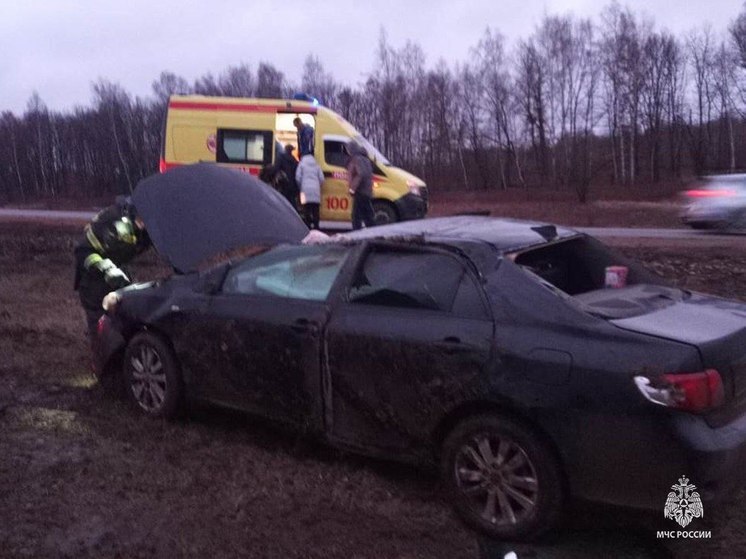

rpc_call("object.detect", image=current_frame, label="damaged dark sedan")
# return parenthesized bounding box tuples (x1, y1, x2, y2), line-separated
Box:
(95, 164, 746, 541)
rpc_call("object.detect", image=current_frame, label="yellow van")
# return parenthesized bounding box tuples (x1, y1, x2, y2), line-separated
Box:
(161, 95, 428, 226)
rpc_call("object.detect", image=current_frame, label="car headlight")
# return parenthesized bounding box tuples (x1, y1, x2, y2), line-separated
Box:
(102, 291, 121, 313)
(406, 180, 421, 196)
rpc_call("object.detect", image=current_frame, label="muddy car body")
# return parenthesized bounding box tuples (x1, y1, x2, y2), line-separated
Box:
(96, 166, 746, 540)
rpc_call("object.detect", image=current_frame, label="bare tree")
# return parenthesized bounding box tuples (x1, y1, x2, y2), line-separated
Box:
(599, 4, 647, 185)
(641, 32, 674, 182)
(219, 64, 256, 97)
(516, 39, 550, 181)
(152, 71, 191, 105)
(712, 40, 739, 171)
(24, 92, 57, 197)
(256, 62, 284, 98)
(457, 63, 490, 189)
(301, 55, 337, 107)
(92, 80, 136, 192)
(730, 6, 746, 68)
(475, 28, 524, 188)
(0, 112, 26, 201)
(688, 26, 717, 173)
(661, 35, 688, 177)
(4, 7, 746, 204)
(193, 73, 223, 96)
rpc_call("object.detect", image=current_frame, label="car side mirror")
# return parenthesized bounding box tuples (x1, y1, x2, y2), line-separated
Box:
(196, 263, 230, 294)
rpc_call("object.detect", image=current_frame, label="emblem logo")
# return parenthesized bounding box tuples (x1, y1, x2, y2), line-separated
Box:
(664, 476, 703, 528)
(206, 133, 217, 154)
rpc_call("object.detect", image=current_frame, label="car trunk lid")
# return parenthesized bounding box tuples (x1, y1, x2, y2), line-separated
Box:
(611, 293, 746, 425)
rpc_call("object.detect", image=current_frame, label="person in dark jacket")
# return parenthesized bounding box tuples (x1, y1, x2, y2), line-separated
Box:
(259, 164, 289, 196)
(347, 142, 376, 230)
(293, 117, 315, 157)
(74, 197, 151, 343)
(277, 144, 300, 207)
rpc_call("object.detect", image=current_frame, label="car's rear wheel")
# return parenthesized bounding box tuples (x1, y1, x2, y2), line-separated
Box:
(372, 200, 398, 225)
(123, 332, 182, 419)
(440, 414, 563, 541)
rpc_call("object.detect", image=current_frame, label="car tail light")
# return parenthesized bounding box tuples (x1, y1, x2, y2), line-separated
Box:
(159, 157, 167, 173)
(634, 369, 724, 413)
(685, 189, 736, 198)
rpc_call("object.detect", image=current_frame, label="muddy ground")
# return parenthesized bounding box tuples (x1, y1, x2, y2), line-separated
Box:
(1, 219, 746, 559)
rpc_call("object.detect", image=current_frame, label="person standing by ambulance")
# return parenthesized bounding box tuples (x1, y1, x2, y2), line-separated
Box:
(293, 117, 315, 157)
(295, 153, 324, 230)
(347, 142, 375, 230)
(277, 143, 300, 208)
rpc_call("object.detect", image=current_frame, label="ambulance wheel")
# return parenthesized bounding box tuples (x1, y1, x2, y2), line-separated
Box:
(372, 200, 398, 225)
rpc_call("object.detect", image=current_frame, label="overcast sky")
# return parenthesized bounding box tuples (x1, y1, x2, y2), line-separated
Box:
(1, 0, 742, 115)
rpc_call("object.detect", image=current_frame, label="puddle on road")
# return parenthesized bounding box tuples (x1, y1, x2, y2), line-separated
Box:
(63, 373, 97, 389)
(13, 406, 91, 436)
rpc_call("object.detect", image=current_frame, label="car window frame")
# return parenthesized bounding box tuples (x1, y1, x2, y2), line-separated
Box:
(343, 241, 493, 320)
(219, 243, 353, 303)
(322, 138, 387, 176)
(216, 128, 274, 165)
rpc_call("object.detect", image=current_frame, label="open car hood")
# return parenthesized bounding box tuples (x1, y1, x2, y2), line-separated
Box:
(133, 163, 309, 272)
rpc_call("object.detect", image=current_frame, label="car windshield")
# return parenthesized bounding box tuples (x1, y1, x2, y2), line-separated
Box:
(511, 236, 686, 319)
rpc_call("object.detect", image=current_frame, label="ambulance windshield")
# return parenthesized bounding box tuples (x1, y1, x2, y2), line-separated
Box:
(354, 135, 390, 166)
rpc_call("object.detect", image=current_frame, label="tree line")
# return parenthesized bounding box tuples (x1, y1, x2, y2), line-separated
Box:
(3, 3, 746, 204)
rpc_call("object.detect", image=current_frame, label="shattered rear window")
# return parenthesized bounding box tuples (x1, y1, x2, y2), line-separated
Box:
(511, 236, 683, 319)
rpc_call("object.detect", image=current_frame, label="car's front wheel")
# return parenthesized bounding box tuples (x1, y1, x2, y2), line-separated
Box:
(123, 332, 183, 419)
(440, 414, 563, 541)
(372, 200, 398, 225)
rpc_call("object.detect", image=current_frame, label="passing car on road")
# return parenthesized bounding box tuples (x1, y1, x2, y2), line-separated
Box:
(95, 164, 746, 541)
(681, 173, 746, 231)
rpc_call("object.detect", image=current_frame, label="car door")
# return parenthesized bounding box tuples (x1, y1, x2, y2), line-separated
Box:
(186, 244, 351, 430)
(320, 137, 353, 221)
(324, 243, 494, 452)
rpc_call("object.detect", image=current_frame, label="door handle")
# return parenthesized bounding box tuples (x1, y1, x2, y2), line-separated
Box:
(291, 318, 319, 335)
(439, 336, 465, 355)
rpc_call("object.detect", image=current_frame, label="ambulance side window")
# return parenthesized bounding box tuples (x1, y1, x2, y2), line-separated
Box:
(324, 140, 348, 168)
(324, 140, 385, 176)
(217, 129, 273, 165)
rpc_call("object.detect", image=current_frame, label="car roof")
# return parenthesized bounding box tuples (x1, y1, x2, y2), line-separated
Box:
(701, 174, 746, 186)
(338, 216, 580, 253)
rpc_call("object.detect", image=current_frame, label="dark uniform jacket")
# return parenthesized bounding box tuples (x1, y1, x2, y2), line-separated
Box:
(74, 203, 151, 312)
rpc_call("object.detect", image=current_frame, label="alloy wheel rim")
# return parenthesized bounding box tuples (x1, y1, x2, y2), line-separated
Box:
(129, 344, 167, 412)
(454, 433, 539, 526)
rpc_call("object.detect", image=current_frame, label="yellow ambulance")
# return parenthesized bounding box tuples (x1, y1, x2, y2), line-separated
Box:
(160, 95, 428, 226)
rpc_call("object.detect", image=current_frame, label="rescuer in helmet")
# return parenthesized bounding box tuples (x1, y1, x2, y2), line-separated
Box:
(73, 196, 152, 344)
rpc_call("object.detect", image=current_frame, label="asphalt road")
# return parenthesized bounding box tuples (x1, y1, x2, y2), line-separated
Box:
(1, 207, 745, 241)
